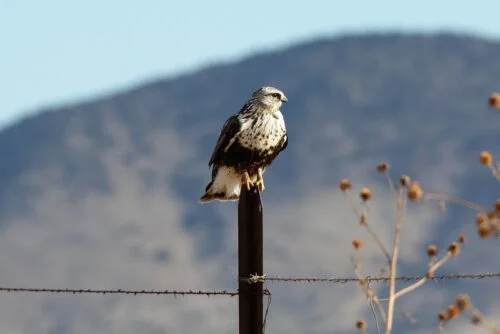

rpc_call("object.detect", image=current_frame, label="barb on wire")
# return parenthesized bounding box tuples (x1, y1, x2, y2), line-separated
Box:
(247, 273, 267, 284)
(0, 287, 239, 296)
(263, 272, 500, 283)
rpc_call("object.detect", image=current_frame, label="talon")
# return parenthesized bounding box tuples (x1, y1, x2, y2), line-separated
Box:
(256, 180, 265, 192)
(243, 171, 252, 191)
(256, 168, 265, 192)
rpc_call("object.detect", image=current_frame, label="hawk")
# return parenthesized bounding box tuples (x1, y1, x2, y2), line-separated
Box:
(199, 86, 288, 203)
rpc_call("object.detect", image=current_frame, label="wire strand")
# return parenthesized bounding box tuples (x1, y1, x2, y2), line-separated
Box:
(0, 287, 239, 296)
(0, 273, 497, 296)
(262, 273, 500, 283)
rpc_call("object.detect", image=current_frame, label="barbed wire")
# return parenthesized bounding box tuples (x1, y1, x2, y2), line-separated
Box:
(0, 287, 239, 296)
(262, 272, 500, 283)
(0, 273, 497, 296)
(0, 287, 273, 297)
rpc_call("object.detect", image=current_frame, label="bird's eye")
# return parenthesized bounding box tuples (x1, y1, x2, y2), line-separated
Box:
(272, 93, 281, 99)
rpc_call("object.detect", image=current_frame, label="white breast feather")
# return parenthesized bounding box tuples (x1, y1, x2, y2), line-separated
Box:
(238, 111, 286, 150)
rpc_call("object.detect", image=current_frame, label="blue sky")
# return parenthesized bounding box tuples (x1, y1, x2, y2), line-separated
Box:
(1, 0, 499, 129)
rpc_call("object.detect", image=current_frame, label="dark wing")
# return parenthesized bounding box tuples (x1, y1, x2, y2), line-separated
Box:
(280, 134, 288, 153)
(208, 114, 241, 167)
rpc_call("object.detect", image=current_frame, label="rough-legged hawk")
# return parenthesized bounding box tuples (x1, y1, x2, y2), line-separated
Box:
(199, 86, 288, 203)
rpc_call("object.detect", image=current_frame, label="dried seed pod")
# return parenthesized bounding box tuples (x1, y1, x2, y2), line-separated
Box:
(447, 305, 460, 319)
(360, 188, 372, 201)
(400, 175, 411, 186)
(438, 311, 449, 322)
(476, 214, 487, 226)
(408, 182, 423, 201)
(355, 319, 367, 330)
(471, 312, 482, 325)
(339, 179, 352, 191)
(427, 244, 438, 257)
(352, 239, 363, 249)
(478, 224, 492, 239)
(489, 93, 500, 109)
(448, 242, 461, 256)
(377, 162, 389, 173)
(455, 294, 470, 311)
(479, 151, 493, 165)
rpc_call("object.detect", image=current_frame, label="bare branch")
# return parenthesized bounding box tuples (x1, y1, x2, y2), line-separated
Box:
(386, 187, 407, 333)
(394, 253, 452, 299)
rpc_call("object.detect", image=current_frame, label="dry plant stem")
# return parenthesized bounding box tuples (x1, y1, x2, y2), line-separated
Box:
(393, 253, 452, 299)
(344, 189, 363, 219)
(344, 190, 391, 263)
(424, 193, 487, 212)
(384, 173, 397, 198)
(351, 255, 387, 324)
(490, 163, 500, 181)
(362, 220, 391, 263)
(385, 188, 407, 334)
(355, 272, 388, 324)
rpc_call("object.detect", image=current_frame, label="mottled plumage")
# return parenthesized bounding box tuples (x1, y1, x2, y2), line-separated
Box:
(200, 86, 288, 203)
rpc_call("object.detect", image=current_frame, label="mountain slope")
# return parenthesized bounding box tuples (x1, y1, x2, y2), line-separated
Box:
(0, 33, 499, 333)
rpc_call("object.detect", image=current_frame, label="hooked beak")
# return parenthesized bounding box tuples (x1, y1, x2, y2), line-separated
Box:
(281, 95, 288, 103)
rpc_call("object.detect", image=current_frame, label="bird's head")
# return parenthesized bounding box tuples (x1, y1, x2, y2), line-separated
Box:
(252, 86, 288, 111)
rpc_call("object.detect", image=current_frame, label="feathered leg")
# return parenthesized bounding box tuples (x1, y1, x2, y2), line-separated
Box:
(255, 167, 265, 191)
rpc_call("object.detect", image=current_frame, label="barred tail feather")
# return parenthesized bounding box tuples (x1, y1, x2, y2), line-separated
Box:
(199, 191, 239, 203)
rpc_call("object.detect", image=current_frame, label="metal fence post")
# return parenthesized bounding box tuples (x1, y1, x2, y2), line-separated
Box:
(238, 185, 264, 334)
